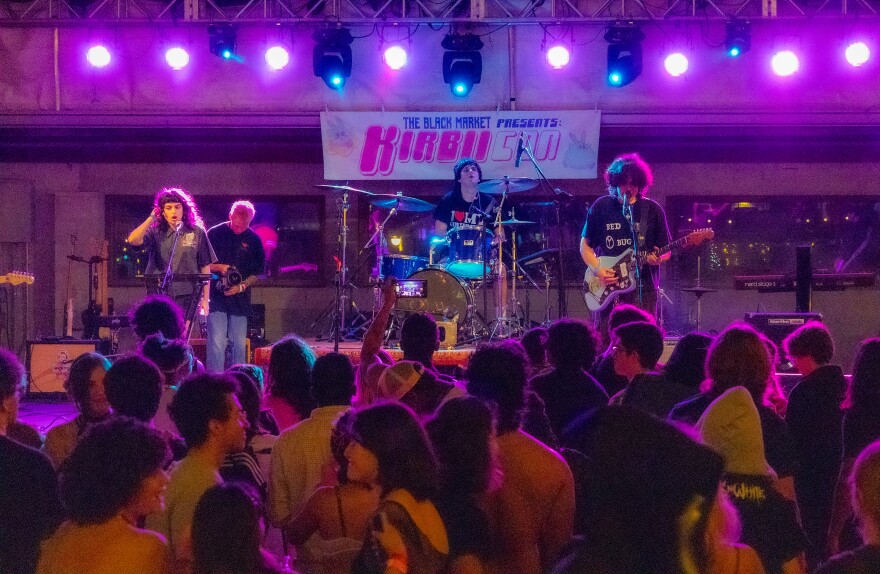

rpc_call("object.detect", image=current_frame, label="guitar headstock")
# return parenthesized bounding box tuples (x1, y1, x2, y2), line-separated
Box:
(684, 228, 715, 247)
(0, 271, 35, 286)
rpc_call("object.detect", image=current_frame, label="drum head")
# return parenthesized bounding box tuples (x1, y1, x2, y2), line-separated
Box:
(395, 268, 473, 327)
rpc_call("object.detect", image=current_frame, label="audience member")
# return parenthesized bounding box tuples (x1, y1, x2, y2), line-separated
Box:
(662, 331, 713, 390)
(669, 323, 799, 502)
(375, 359, 465, 417)
(528, 318, 607, 437)
(816, 440, 880, 574)
(37, 417, 172, 574)
(266, 334, 317, 430)
(269, 352, 355, 527)
(827, 338, 880, 556)
(139, 334, 195, 436)
(783, 321, 846, 567)
(221, 370, 278, 499)
(703, 487, 767, 574)
(426, 396, 498, 574)
(287, 411, 379, 574)
(466, 342, 575, 574)
(590, 304, 656, 397)
(192, 483, 283, 574)
(696, 387, 807, 574)
(43, 352, 112, 468)
(0, 347, 62, 574)
(229, 363, 279, 435)
(348, 402, 449, 574)
(146, 373, 249, 574)
(520, 326, 548, 378)
(554, 406, 725, 574)
(609, 321, 695, 418)
(129, 293, 186, 341)
(104, 353, 187, 460)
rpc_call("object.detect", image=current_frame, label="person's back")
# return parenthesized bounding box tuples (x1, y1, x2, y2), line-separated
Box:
(618, 371, 697, 419)
(530, 367, 607, 437)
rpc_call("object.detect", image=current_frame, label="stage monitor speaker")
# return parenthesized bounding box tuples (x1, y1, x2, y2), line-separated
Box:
(743, 313, 823, 348)
(28, 340, 100, 395)
(659, 337, 680, 366)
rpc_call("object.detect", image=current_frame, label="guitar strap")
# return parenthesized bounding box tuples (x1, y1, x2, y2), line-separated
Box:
(637, 200, 649, 250)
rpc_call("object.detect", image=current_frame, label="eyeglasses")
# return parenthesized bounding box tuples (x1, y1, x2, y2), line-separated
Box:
(611, 345, 629, 355)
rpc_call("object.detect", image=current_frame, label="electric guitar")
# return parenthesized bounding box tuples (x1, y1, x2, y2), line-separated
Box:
(0, 271, 35, 286)
(583, 229, 714, 312)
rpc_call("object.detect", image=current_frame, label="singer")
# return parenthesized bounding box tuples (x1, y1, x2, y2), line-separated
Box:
(127, 187, 217, 315)
(580, 153, 671, 326)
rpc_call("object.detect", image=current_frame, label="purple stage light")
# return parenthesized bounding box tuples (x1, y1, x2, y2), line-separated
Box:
(845, 42, 870, 67)
(165, 47, 190, 70)
(383, 45, 408, 70)
(664, 52, 688, 76)
(771, 50, 799, 76)
(546, 45, 571, 69)
(86, 45, 111, 69)
(265, 46, 290, 70)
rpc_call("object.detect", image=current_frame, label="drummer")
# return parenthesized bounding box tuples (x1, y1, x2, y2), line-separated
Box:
(433, 158, 509, 318)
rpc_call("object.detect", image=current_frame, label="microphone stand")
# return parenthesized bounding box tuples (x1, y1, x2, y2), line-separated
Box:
(517, 138, 569, 319)
(160, 224, 183, 295)
(623, 202, 643, 306)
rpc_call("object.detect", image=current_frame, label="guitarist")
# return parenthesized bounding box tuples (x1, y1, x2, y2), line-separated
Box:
(579, 153, 671, 333)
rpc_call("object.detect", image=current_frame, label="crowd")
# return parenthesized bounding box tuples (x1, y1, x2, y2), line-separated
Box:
(2, 285, 880, 574)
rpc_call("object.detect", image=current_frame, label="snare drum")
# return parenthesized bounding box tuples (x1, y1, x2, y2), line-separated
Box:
(380, 254, 428, 280)
(446, 226, 492, 279)
(395, 268, 474, 329)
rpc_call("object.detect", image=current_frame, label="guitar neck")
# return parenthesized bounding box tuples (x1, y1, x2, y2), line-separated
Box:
(636, 236, 687, 264)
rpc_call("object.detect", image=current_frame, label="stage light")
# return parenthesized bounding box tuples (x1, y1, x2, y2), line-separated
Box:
(86, 45, 111, 68)
(845, 41, 870, 67)
(664, 52, 688, 76)
(725, 20, 751, 57)
(265, 46, 290, 70)
(442, 34, 483, 97)
(383, 45, 408, 70)
(546, 45, 571, 69)
(771, 50, 799, 76)
(313, 28, 353, 89)
(208, 24, 237, 60)
(165, 47, 190, 70)
(605, 22, 644, 87)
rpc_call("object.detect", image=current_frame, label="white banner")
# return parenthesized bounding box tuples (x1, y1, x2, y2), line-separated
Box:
(320, 110, 600, 181)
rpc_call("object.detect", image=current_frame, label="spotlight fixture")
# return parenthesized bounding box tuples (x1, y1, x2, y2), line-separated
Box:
(725, 20, 751, 57)
(664, 52, 689, 76)
(546, 45, 571, 69)
(441, 33, 483, 97)
(383, 44, 408, 70)
(845, 41, 870, 67)
(208, 24, 237, 60)
(604, 22, 644, 87)
(86, 45, 111, 68)
(265, 46, 290, 71)
(165, 47, 190, 70)
(313, 28, 354, 89)
(771, 50, 799, 76)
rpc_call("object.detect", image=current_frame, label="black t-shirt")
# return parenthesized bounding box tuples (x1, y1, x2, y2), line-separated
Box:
(0, 436, 63, 574)
(207, 223, 266, 316)
(529, 367, 609, 438)
(581, 195, 671, 290)
(434, 494, 492, 561)
(843, 404, 880, 459)
(433, 189, 500, 231)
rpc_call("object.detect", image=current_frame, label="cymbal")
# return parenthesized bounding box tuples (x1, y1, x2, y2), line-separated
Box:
(370, 193, 436, 213)
(314, 184, 375, 195)
(477, 178, 538, 194)
(497, 218, 535, 226)
(520, 201, 555, 208)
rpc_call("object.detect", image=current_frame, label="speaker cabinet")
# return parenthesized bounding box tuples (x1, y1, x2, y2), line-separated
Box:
(28, 340, 100, 395)
(743, 313, 823, 347)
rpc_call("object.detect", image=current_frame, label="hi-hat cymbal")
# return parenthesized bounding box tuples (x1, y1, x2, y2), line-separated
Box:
(314, 184, 376, 195)
(497, 218, 535, 226)
(370, 193, 436, 213)
(477, 178, 538, 194)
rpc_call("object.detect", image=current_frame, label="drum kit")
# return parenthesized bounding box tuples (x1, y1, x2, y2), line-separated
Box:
(315, 178, 560, 346)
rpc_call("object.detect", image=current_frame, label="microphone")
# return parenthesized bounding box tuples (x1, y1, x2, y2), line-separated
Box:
(620, 191, 629, 219)
(514, 133, 525, 168)
(173, 221, 183, 234)
(554, 188, 573, 200)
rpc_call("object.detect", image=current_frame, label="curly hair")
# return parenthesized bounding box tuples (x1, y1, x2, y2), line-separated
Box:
(604, 153, 654, 197)
(129, 294, 185, 340)
(453, 157, 482, 184)
(0, 346, 24, 400)
(192, 483, 269, 574)
(466, 340, 528, 434)
(59, 417, 170, 524)
(267, 334, 316, 419)
(169, 373, 239, 448)
(547, 318, 600, 370)
(104, 354, 164, 422)
(138, 334, 192, 386)
(426, 396, 495, 496)
(152, 187, 204, 230)
(64, 352, 111, 412)
(351, 402, 440, 500)
(229, 364, 265, 394)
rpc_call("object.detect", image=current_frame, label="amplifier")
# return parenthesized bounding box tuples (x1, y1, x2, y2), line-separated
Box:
(436, 321, 458, 349)
(27, 340, 100, 395)
(743, 312, 823, 347)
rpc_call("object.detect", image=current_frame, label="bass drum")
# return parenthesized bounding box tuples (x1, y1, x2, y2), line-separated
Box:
(395, 268, 473, 329)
